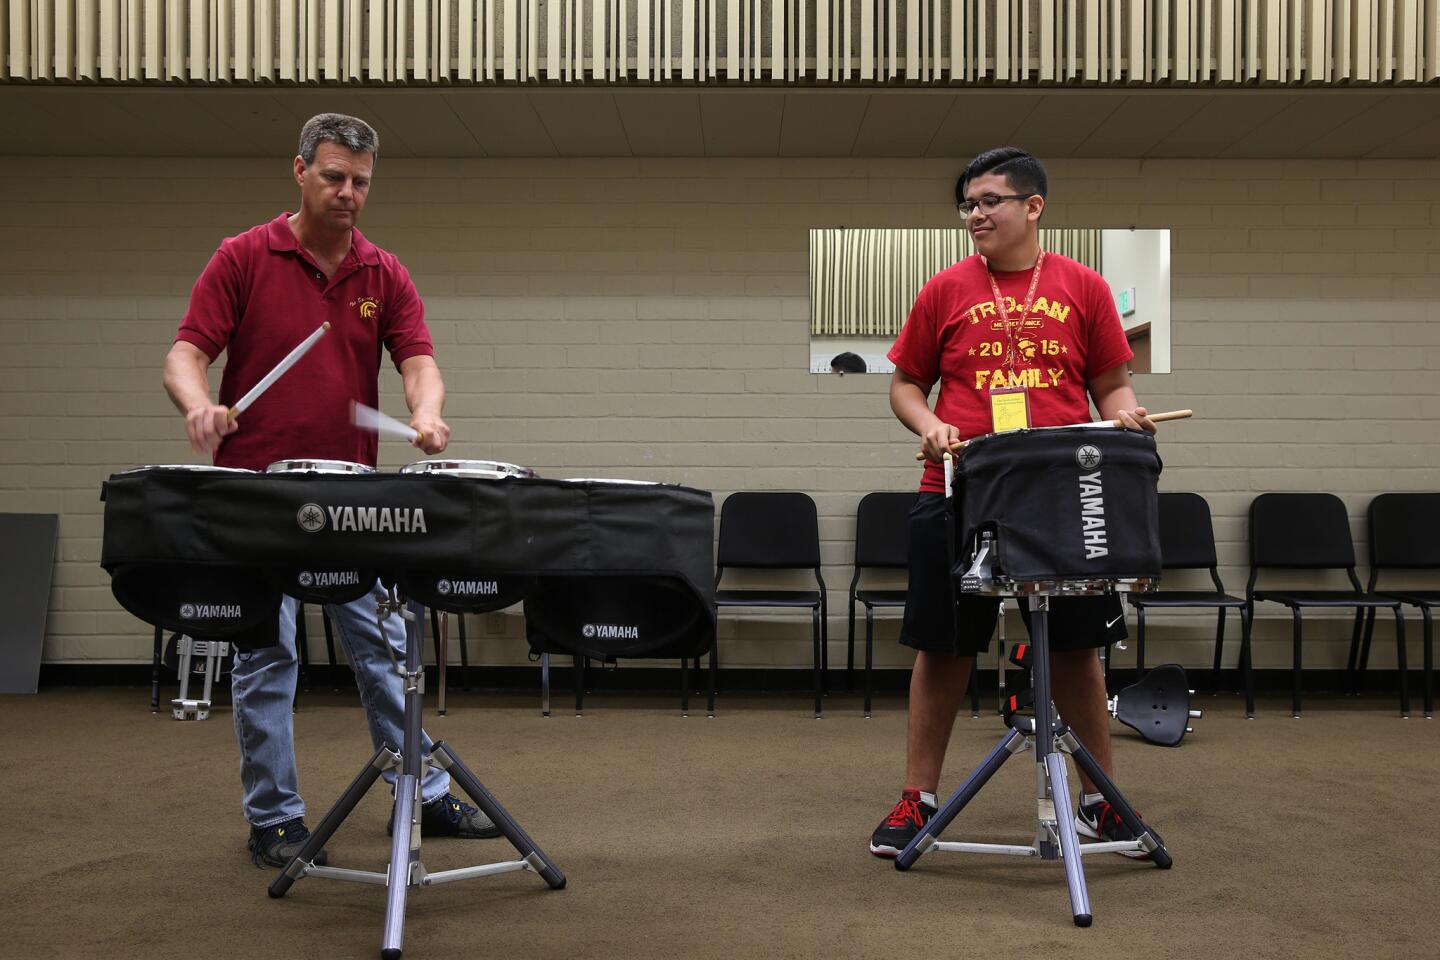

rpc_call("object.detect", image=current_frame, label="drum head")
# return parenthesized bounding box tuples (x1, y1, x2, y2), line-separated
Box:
(110, 562, 281, 647)
(266, 459, 376, 474)
(400, 459, 536, 480)
(117, 464, 256, 475)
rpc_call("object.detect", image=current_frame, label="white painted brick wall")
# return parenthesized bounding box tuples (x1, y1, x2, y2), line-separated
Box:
(2, 156, 1437, 673)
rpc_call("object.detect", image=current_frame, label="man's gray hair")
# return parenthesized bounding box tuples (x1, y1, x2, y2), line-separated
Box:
(298, 113, 379, 165)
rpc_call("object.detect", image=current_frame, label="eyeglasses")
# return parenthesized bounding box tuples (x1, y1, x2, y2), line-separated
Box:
(957, 194, 1033, 220)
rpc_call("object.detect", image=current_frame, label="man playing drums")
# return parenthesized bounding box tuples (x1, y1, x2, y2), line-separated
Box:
(870, 148, 1158, 858)
(163, 113, 498, 868)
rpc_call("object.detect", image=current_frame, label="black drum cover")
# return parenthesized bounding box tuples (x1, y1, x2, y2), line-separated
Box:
(525, 575, 714, 660)
(954, 427, 1162, 584)
(276, 567, 378, 605)
(101, 467, 717, 658)
(110, 562, 281, 649)
(397, 571, 534, 614)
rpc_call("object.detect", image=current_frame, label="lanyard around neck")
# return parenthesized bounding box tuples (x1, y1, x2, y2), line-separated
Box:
(983, 249, 1046, 377)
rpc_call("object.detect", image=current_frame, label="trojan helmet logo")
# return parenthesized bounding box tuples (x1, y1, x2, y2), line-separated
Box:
(351, 296, 382, 319)
(1016, 338, 1038, 361)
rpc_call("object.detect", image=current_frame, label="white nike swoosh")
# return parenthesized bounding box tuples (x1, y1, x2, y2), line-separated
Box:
(1106, 614, 1124, 628)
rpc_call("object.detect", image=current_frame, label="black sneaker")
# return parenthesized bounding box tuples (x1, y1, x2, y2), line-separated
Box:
(1074, 799, 1150, 859)
(389, 793, 502, 839)
(869, 789, 937, 858)
(247, 818, 328, 868)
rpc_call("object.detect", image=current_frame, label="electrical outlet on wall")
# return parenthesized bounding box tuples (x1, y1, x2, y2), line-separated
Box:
(485, 613, 506, 636)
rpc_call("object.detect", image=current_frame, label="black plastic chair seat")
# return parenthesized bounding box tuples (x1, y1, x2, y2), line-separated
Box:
(1378, 590, 1440, 608)
(715, 589, 821, 608)
(856, 588, 908, 607)
(1130, 590, 1246, 608)
(1253, 590, 1402, 608)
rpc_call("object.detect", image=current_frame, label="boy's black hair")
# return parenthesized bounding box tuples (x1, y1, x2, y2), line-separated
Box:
(955, 147, 1048, 208)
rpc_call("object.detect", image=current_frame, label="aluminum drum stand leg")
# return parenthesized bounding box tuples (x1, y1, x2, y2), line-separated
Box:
(895, 597, 1171, 927)
(267, 586, 564, 960)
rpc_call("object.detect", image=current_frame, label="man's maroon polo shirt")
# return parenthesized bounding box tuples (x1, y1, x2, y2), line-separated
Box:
(177, 213, 434, 471)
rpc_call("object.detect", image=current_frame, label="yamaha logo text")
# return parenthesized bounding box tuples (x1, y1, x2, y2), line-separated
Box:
(1078, 471, 1109, 559)
(298, 570, 362, 588)
(180, 602, 242, 620)
(296, 503, 428, 534)
(582, 623, 639, 640)
(437, 580, 499, 597)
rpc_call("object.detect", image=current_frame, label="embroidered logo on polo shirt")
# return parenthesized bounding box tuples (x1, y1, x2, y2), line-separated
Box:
(351, 296, 383, 319)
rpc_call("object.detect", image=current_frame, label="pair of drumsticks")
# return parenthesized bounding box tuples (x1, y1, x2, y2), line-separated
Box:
(225, 322, 427, 446)
(914, 409, 1193, 460)
(236, 324, 1190, 460)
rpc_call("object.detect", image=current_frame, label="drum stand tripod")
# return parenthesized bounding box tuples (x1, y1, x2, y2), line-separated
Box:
(267, 585, 565, 960)
(894, 455, 1171, 927)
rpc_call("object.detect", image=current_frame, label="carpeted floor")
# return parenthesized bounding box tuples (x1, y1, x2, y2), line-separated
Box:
(2, 687, 1436, 960)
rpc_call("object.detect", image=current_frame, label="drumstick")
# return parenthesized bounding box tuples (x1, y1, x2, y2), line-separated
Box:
(914, 409, 1193, 461)
(227, 323, 330, 422)
(350, 400, 429, 447)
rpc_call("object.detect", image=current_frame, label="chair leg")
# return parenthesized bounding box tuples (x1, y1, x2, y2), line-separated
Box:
(296, 605, 311, 694)
(1240, 604, 1255, 719)
(968, 654, 980, 718)
(863, 605, 875, 719)
(707, 642, 717, 718)
(680, 656, 690, 716)
(150, 625, 163, 713)
(573, 656, 584, 716)
(1211, 607, 1226, 695)
(1136, 605, 1147, 680)
(820, 602, 829, 697)
(1291, 608, 1304, 719)
(322, 609, 339, 690)
(1356, 609, 1375, 693)
(1349, 608, 1374, 696)
(1394, 608, 1409, 719)
(457, 613, 472, 691)
(430, 608, 443, 692)
(847, 596, 856, 694)
(812, 605, 823, 719)
(1422, 607, 1434, 720)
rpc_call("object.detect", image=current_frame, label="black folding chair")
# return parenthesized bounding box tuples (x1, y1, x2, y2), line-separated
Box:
(847, 493, 912, 718)
(1126, 492, 1255, 717)
(1361, 493, 1440, 719)
(715, 491, 828, 718)
(1246, 493, 1407, 718)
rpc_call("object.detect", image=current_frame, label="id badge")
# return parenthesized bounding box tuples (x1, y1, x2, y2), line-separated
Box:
(989, 386, 1031, 432)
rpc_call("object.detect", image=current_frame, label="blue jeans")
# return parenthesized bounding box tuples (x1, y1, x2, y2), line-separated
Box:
(231, 581, 450, 827)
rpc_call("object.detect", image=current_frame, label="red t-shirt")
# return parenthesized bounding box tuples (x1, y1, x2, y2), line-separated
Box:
(888, 252, 1133, 493)
(177, 214, 433, 471)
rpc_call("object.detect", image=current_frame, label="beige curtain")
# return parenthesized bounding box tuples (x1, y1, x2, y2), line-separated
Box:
(811, 228, 1103, 338)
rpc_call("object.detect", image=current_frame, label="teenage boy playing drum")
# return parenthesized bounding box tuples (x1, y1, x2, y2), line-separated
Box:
(163, 113, 498, 869)
(869, 147, 1159, 858)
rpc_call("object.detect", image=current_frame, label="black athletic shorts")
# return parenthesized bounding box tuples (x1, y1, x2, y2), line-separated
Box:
(899, 493, 1129, 656)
